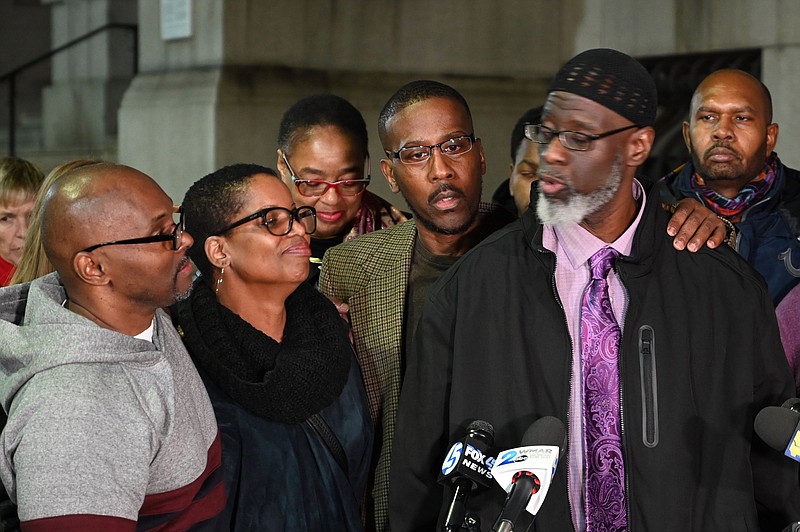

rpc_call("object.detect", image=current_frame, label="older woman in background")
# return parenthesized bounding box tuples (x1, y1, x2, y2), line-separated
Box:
(10, 159, 101, 285)
(276, 94, 407, 284)
(0, 157, 43, 286)
(171, 164, 372, 531)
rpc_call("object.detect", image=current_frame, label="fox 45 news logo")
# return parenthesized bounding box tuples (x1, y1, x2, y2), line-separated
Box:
(441, 442, 495, 479)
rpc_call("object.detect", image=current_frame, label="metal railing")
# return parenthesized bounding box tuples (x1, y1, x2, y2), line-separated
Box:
(0, 22, 138, 156)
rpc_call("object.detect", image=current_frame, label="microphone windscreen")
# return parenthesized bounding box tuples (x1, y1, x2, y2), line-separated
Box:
(755, 405, 800, 451)
(782, 397, 800, 412)
(521, 416, 566, 454)
(467, 419, 495, 441)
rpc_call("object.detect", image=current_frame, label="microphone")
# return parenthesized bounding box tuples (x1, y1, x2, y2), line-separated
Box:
(438, 419, 496, 532)
(754, 398, 800, 463)
(491, 416, 566, 532)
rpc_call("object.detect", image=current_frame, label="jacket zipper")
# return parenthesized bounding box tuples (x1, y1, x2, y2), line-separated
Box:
(638, 326, 658, 448)
(733, 195, 771, 250)
(616, 262, 632, 531)
(539, 247, 577, 532)
(615, 263, 660, 531)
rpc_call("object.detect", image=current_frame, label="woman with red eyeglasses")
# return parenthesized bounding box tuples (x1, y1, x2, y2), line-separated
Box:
(276, 94, 407, 285)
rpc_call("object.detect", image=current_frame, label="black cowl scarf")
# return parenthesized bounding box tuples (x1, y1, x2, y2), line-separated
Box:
(172, 280, 351, 423)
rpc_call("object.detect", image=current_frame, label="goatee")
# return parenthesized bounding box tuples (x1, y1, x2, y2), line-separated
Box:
(537, 156, 624, 227)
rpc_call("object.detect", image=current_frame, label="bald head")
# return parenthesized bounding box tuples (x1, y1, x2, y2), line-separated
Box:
(42, 164, 162, 274)
(39, 163, 194, 332)
(691, 69, 773, 123)
(683, 69, 779, 197)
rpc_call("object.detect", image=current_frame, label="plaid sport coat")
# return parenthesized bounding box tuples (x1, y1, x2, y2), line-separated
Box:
(319, 202, 513, 531)
(319, 219, 417, 532)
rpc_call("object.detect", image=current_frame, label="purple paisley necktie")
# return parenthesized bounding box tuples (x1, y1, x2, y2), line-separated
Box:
(581, 247, 627, 531)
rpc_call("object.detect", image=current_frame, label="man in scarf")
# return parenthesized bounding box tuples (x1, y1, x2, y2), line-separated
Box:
(660, 69, 800, 306)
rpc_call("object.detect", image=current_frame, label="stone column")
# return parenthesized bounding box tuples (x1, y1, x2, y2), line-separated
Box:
(41, 0, 137, 158)
(764, 46, 800, 169)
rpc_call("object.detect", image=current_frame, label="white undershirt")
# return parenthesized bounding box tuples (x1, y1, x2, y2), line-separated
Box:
(63, 298, 156, 343)
(133, 318, 156, 342)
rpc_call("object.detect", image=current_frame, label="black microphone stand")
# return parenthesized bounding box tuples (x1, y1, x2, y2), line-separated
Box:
(443, 481, 471, 531)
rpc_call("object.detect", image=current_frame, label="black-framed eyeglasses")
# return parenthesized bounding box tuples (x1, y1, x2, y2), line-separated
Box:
(283, 153, 371, 197)
(525, 124, 641, 152)
(81, 210, 184, 253)
(389, 134, 476, 165)
(214, 206, 317, 237)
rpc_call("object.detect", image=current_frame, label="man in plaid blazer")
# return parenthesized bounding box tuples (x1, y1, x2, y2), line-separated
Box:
(319, 80, 513, 531)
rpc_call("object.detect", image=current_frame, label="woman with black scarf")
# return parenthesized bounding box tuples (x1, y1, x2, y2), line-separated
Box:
(171, 163, 372, 531)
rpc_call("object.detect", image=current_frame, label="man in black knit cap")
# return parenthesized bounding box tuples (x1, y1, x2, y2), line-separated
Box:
(390, 48, 800, 532)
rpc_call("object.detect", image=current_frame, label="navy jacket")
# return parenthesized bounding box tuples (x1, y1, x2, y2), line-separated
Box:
(659, 159, 800, 305)
(200, 356, 372, 531)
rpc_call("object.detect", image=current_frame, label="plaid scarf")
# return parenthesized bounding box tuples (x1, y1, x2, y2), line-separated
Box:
(343, 190, 408, 243)
(688, 152, 779, 218)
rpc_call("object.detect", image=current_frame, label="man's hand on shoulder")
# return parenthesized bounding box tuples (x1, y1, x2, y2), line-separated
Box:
(324, 294, 350, 321)
(324, 294, 354, 344)
(664, 198, 728, 252)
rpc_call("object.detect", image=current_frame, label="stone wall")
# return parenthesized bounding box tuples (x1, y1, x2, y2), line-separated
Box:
(111, 0, 800, 202)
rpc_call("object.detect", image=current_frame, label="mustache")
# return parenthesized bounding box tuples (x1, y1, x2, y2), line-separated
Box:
(537, 167, 570, 184)
(427, 183, 466, 204)
(175, 255, 190, 276)
(703, 143, 742, 161)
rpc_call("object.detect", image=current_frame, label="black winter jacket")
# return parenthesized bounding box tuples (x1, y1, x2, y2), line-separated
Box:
(390, 189, 800, 532)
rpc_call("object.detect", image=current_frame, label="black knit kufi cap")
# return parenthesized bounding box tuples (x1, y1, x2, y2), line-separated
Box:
(548, 48, 657, 126)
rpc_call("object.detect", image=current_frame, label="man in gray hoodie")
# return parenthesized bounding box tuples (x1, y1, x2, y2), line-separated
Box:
(0, 163, 225, 530)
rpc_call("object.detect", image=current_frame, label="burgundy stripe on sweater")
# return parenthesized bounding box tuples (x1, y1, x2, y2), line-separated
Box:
(22, 432, 226, 532)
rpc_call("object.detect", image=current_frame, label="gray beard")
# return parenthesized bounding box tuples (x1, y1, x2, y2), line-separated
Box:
(537, 156, 624, 227)
(172, 283, 193, 303)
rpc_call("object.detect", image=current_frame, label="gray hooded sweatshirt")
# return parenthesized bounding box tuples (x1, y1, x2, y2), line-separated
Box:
(0, 273, 222, 527)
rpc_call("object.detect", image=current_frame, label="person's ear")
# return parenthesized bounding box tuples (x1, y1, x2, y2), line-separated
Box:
(381, 158, 400, 193)
(476, 138, 486, 175)
(276, 149, 291, 183)
(72, 252, 110, 286)
(766, 122, 779, 156)
(682, 121, 692, 153)
(205, 236, 229, 269)
(627, 126, 655, 166)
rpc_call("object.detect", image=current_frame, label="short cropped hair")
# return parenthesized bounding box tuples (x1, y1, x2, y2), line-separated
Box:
(510, 106, 543, 161)
(182, 163, 278, 283)
(377, 80, 473, 147)
(0, 156, 44, 205)
(277, 94, 368, 159)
